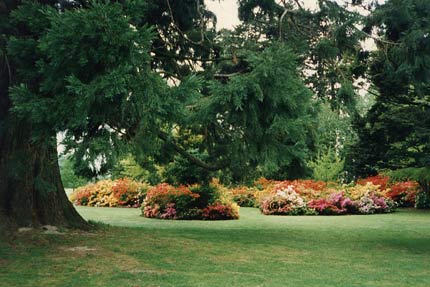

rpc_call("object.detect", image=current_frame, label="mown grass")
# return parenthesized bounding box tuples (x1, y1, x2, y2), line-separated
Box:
(1, 207, 430, 287)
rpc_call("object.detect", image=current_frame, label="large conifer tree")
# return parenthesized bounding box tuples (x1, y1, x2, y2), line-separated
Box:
(1, 0, 318, 228)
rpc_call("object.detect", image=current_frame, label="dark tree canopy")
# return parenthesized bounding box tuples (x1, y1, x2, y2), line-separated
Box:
(8, 0, 318, 183)
(349, 0, 430, 177)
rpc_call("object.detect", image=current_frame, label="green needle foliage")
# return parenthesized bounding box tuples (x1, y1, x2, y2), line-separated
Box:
(308, 148, 345, 182)
(7, 0, 317, 182)
(350, 0, 430, 180)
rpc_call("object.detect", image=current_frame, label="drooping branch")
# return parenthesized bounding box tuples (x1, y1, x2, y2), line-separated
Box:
(279, 7, 288, 40)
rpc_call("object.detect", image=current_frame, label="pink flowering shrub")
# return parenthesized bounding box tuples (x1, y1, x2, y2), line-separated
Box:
(308, 192, 355, 215)
(257, 181, 396, 216)
(357, 194, 396, 214)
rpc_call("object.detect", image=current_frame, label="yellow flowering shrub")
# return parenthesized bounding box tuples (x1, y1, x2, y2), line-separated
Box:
(345, 182, 386, 200)
(70, 178, 149, 207)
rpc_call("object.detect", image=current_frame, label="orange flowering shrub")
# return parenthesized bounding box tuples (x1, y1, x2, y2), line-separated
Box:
(142, 183, 239, 220)
(202, 203, 240, 220)
(386, 181, 419, 206)
(357, 175, 390, 191)
(253, 179, 329, 203)
(229, 186, 258, 207)
(69, 178, 148, 207)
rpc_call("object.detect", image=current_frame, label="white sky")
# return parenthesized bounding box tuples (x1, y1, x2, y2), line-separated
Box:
(206, 0, 384, 30)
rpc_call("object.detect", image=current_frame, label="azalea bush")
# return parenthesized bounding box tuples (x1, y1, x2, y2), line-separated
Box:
(357, 175, 420, 207)
(308, 192, 355, 215)
(356, 194, 396, 214)
(255, 177, 397, 215)
(345, 182, 386, 201)
(385, 181, 419, 207)
(229, 186, 257, 207)
(142, 183, 239, 220)
(69, 178, 149, 207)
(260, 185, 315, 215)
(357, 175, 390, 191)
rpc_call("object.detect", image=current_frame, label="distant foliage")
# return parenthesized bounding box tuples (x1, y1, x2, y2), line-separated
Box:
(70, 178, 148, 207)
(59, 156, 87, 189)
(111, 156, 149, 182)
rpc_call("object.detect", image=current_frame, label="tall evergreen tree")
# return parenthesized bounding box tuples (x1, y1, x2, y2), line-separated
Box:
(1, 0, 318, 228)
(349, 0, 430, 189)
(0, 0, 88, 228)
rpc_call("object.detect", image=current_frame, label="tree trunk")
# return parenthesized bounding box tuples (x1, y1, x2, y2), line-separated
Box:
(0, 0, 88, 229)
(0, 119, 88, 228)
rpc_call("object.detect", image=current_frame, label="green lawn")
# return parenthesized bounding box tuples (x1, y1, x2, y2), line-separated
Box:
(1, 207, 430, 287)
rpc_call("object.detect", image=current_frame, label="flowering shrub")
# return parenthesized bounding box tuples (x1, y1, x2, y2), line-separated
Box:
(229, 187, 257, 207)
(357, 175, 420, 207)
(357, 175, 390, 191)
(142, 183, 239, 220)
(69, 178, 148, 207)
(253, 178, 396, 216)
(260, 185, 314, 215)
(345, 182, 386, 201)
(356, 194, 396, 214)
(201, 203, 240, 220)
(308, 192, 355, 215)
(386, 181, 419, 207)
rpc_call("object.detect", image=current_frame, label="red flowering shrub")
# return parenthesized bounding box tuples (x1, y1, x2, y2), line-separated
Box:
(74, 189, 92, 206)
(201, 203, 239, 220)
(357, 175, 420, 207)
(293, 179, 327, 191)
(357, 175, 390, 191)
(112, 178, 148, 207)
(386, 181, 419, 206)
(142, 183, 239, 220)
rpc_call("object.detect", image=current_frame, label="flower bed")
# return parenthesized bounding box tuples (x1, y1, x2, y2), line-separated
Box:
(70, 174, 417, 216)
(69, 178, 148, 207)
(142, 183, 239, 220)
(258, 182, 396, 216)
(250, 176, 402, 215)
(358, 176, 419, 207)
